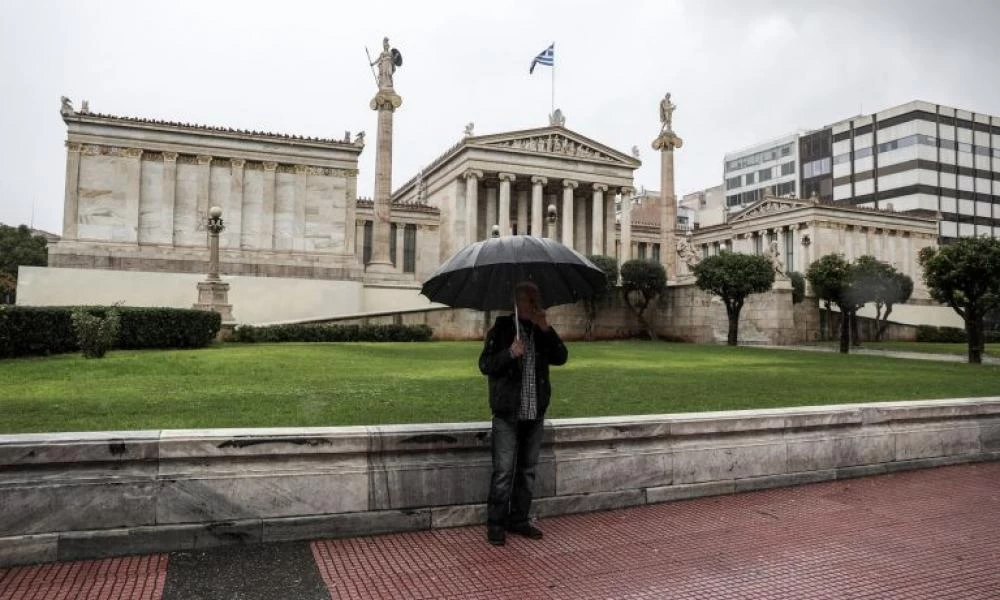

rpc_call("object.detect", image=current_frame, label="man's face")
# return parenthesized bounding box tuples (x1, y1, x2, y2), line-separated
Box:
(516, 288, 540, 317)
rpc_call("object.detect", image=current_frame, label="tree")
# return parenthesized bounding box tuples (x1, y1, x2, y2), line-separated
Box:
(845, 255, 886, 347)
(0, 272, 15, 304)
(919, 237, 1000, 364)
(693, 252, 775, 346)
(787, 271, 805, 304)
(874, 271, 913, 341)
(807, 254, 853, 353)
(583, 255, 619, 341)
(620, 259, 667, 340)
(0, 224, 48, 304)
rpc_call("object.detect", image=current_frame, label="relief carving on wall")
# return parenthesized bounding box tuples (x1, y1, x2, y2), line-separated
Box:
(487, 134, 616, 162)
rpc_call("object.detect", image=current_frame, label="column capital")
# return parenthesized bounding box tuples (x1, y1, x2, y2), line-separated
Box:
(463, 169, 483, 181)
(531, 175, 548, 186)
(124, 148, 144, 159)
(562, 179, 578, 189)
(498, 172, 517, 183)
(196, 154, 213, 166)
(620, 186, 635, 196)
(230, 158, 246, 169)
(162, 151, 179, 163)
(263, 161, 278, 172)
(294, 164, 310, 175)
(592, 183, 609, 193)
(65, 141, 83, 153)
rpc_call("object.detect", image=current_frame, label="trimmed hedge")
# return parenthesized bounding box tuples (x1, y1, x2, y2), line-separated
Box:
(0, 306, 222, 359)
(232, 323, 433, 343)
(916, 324, 1000, 344)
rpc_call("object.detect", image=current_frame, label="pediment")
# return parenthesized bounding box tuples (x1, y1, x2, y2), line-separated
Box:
(729, 197, 814, 223)
(466, 127, 639, 168)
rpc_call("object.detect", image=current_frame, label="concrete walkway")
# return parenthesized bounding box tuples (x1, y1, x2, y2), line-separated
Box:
(1, 462, 997, 599)
(756, 343, 1000, 365)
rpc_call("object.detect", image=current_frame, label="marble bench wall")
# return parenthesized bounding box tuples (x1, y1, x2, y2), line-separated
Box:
(1, 398, 997, 567)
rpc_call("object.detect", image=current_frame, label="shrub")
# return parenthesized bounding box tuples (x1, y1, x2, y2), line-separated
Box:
(231, 323, 433, 343)
(915, 325, 967, 343)
(71, 307, 121, 359)
(0, 306, 221, 359)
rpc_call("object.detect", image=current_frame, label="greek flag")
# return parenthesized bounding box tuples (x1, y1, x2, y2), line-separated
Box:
(529, 43, 554, 74)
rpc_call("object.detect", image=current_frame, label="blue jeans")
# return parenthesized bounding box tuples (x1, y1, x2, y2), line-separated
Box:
(487, 417, 544, 529)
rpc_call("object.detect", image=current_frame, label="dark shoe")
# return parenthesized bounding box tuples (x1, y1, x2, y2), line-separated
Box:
(487, 527, 506, 546)
(506, 522, 543, 540)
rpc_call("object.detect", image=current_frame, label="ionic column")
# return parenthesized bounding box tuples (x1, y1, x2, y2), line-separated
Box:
(293, 165, 309, 251)
(196, 155, 213, 246)
(63, 142, 83, 240)
(498, 173, 515, 236)
(124, 148, 143, 243)
(162, 152, 178, 245)
(229, 159, 245, 249)
(485, 182, 498, 237)
(604, 190, 616, 256)
(531, 176, 547, 237)
(592, 183, 607, 255)
(561, 180, 577, 247)
(261, 161, 277, 249)
(574, 194, 587, 254)
(619, 186, 634, 265)
(395, 223, 405, 272)
(464, 170, 482, 243)
(516, 186, 529, 235)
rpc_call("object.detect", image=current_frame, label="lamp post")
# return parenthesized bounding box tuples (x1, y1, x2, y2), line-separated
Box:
(207, 206, 224, 282)
(193, 206, 234, 326)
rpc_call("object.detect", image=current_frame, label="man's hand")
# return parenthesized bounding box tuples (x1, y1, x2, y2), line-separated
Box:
(510, 338, 525, 358)
(530, 309, 549, 331)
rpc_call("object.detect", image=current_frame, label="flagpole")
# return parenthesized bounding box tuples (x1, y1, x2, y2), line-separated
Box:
(551, 44, 555, 115)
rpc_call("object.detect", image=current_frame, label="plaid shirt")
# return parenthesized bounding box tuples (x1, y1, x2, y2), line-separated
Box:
(516, 322, 538, 421)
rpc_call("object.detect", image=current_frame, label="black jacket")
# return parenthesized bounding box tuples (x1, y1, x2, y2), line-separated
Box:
(478, 315, 568, 420)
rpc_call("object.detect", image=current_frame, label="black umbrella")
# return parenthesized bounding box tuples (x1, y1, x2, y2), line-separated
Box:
(420, 235, 607, 311)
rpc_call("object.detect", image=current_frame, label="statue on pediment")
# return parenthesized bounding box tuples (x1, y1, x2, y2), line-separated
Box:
(549, 108, 566, 127)
(60, 96, 74, 117)
(463, 122, 474, 137)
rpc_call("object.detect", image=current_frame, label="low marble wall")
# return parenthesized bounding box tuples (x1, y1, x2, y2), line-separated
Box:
(1, 398, 997, 567)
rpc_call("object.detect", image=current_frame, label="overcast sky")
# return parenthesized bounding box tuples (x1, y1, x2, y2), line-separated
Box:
(1, 0, 998, 234)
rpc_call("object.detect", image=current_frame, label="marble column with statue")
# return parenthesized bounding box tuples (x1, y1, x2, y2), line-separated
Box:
(366, 37, 404, 272)
(652, 92, 683, 281)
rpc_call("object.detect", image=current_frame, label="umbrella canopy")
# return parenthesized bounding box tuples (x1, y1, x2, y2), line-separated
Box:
(420, 235, 607, 311)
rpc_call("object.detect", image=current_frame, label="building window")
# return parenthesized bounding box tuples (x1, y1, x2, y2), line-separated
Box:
(652, 244, 660, 262)
(727, 194, 741, 207)
(726, 175, 742, 190)
(403, 224, 417, 273)
(638, 243, 647, 260)
(758, 168, 773, 182)
(780, 162, 795, 176)
(745, 172, 755, 185)
(389, 223, 398, 266)
(753, 234, 763, 255)
(775, 181, 796, 196)
(701, 245, 709, 259)
(363, 220, 373, 265)
(803, 157, 831, 178)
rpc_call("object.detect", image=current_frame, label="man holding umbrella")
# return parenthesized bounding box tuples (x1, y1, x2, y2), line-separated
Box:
(479, 281, 567, 546)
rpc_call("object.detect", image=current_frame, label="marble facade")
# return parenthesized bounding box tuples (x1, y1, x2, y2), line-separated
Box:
(54, 103, 368, 280)
(391, 125, 640, 265)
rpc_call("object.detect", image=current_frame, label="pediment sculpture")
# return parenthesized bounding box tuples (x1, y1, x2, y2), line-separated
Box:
(481, 133, 619, 163)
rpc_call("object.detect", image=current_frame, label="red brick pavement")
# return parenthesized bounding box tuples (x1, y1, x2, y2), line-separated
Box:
(0, 554, 167, 600)
(312, 462, 1000, 600)
(2, 463, 997, 599)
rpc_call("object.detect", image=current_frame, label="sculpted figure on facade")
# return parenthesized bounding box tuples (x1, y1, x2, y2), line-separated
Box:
(60, 96, 74, 116)
(767, 240, 787, 278)
(549, 108, 566, 127)
(659, 92, 676, 132)
(354, 131, 365, 146)
(464, 122, 475, 137)
(677, 234, 700, 271)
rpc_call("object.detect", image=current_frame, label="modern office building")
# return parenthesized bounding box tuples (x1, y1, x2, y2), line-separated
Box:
(722, 133, 801, 209)
(717, 100, 1000, 240)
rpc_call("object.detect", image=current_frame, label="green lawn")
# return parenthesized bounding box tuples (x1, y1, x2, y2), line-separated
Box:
(1, 342, 998, 434)
(809, 341, 1000, 358)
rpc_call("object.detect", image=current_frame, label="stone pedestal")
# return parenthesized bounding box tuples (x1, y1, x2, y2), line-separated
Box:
(194, 280, 234, 323)
(367, 87, 403, 274)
